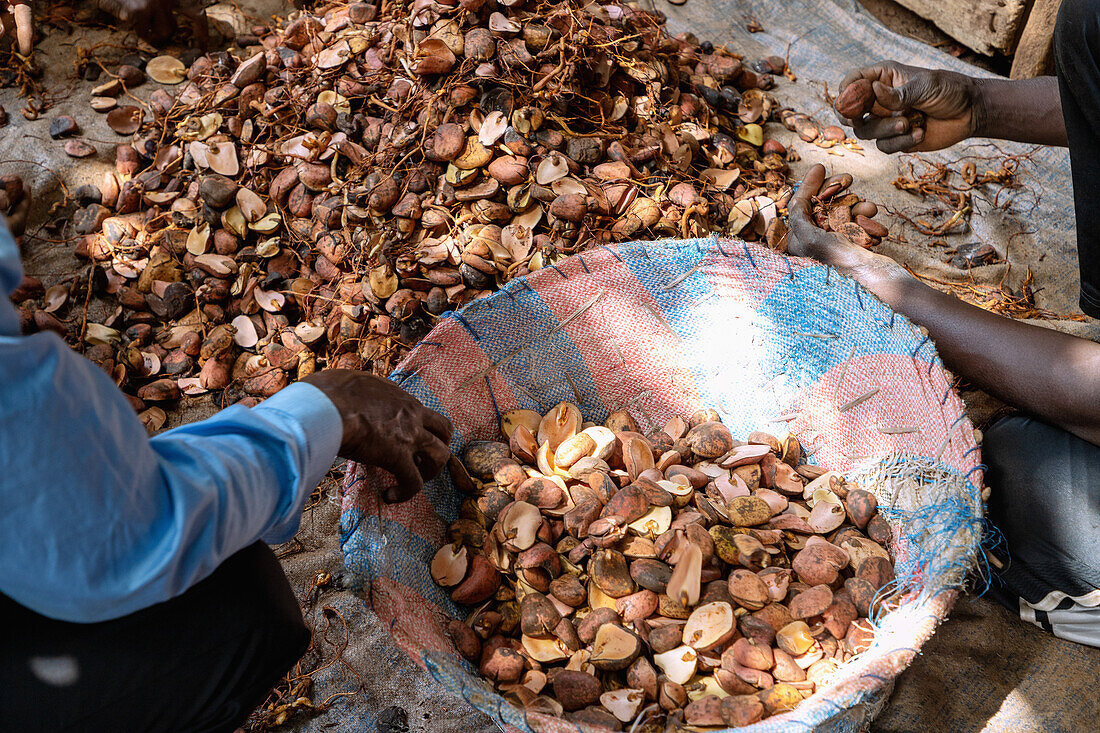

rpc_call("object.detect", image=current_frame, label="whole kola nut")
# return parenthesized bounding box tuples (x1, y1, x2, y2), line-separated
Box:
(305, 102, 338, 131)
(684, 696, 724, 727)
(49, 116, 80, 139)
(844, 488, 877, 529)
(65, 140, 97, 159)
(480, 643, 524, 684)
(199, 174, 238, 209)
(857, 214, 889, 239)
(760, 683, 802, 716)
(451, 553, 501, 604)
(789, 584, 834, 620)
(549, 193, 587, 223)
(688, 409, 721, 428)
(520, 591, 562, 637)
(446, 619, 481, 663)
(819, 173, 853, 201)
(649, 624, 684, 653)
(269, 166, 298, 204)
(728, 637, 773, 671)
(391, 192, 421, 219)
(835, 78, 876, 119)
(868, 513, 893, 545)
(115, 145, 142, 177)
(369, 178, 401, 212)
(430, 123, 465, 162)
(116, 64, 146, 87)
(553, 670, 601, 712)
(287, 184, 314, 218)
(488, 155, 528, 186)
(762, 139, 786, 156)
(348, 2, 378, 23)
(721, 695, 764, 727)
(685, 421, 734, 459)
(450, 84, 478, 106)
(297, 162, 332, 192)
(727, 568, 769, 610)
(658, 678, 689, 711)
(852, 201, 878, 218)
(549, 573, 586, 607)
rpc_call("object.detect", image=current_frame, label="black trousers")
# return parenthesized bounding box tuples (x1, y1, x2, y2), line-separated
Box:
(1056, 0, 1100, 317)
(0, 542, 310, 732)
(984, 416, 1100, 645)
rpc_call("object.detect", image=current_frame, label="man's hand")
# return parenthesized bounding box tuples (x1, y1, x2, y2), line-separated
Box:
(787, 164, 910, 287)
(787, 165, 873, 271)
(100, 0, 209, 45)
(94, 0, 181, 45)
(835, 61, 981, 154)
(302, 370, 453, 503)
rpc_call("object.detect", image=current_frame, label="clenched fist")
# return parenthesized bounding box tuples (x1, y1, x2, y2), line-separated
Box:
(833, 61, 981, 154)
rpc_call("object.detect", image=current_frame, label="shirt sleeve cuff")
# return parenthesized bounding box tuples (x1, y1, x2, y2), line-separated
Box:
(253, 381, 343, 543)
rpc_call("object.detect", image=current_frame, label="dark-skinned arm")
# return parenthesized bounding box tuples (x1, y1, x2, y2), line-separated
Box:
(788, 165, 1100, 445)
(973, 76, 1066, 147)
(835, 61, 1066, 152)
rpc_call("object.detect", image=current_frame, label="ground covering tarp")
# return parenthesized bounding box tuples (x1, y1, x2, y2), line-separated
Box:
(266, 1, 1100, 731)
(8, 0, 1074, 730)
(275, 2, 1100, 726)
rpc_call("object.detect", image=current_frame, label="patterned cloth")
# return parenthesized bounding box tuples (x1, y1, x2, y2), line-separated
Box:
(340, 238, 984, 732)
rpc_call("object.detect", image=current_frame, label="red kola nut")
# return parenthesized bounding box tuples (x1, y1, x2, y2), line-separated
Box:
(762, 139, 786, 156)
(835, 78, 875, 119)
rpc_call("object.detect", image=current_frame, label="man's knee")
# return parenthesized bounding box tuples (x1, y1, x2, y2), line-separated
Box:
(180, 547, 310, 729)
(266, 596, 310, 666)
(983, 415, 1100, 545)
(983, 416, 1060, 529)
(220, 543, 310, 665)
(982, 415, 1033, 474)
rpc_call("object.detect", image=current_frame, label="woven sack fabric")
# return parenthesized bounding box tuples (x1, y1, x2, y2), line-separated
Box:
(339, 237, 985, 732)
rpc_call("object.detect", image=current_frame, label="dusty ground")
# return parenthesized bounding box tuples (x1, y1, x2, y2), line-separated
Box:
(1, 1, 1093, 732)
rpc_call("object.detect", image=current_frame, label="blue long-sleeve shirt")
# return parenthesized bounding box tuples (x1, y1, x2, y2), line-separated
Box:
(0, 224, 343, 622)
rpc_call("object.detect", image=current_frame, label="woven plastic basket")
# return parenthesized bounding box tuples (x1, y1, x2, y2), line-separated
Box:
(339, 238, 984, 732)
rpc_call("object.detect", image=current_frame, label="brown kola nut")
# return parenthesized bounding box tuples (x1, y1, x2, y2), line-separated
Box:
(437, 402, 891, 722)
(835, 78, 875, 119)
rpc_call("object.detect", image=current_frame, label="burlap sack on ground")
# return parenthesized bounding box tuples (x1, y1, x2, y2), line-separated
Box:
(270, 1, 1100, 729)
(339, 239, 984, 731)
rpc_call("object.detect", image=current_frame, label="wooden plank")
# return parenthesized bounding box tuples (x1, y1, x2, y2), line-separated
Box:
(893, 0, 1032, 56)
(1011, 0, 1063, 78)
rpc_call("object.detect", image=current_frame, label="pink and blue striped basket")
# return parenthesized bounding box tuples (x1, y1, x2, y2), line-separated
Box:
(340, 237, 985, 732)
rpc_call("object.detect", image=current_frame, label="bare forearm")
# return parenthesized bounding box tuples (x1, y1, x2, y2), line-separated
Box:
(973, 76, 1067, 147)
(787, 163, 1099, 443)
(856, 263, 1100, 444)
